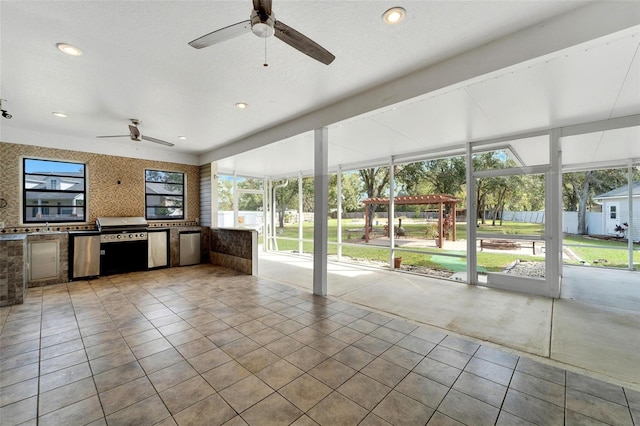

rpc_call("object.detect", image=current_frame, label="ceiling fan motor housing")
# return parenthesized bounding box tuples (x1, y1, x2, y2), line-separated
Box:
(251, 9, 275, 38)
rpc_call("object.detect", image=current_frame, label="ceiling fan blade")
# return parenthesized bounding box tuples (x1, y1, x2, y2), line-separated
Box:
(189, 20, 252, 49)
(253, 0, 272, 16)
(274, 21, 335, 65)
(96, 135, 130, 138)
(142, 135, 175, 147)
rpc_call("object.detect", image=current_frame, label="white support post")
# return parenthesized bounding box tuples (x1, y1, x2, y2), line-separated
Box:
(466, 143, 477, 284)
(313, 127, 329, 296)
(262, 176, 268, 252)
(232, 172, 238, 228)
(298, 172, 303, 256)
(211, 163, 219, 228)
(337, 166, 343, 261)
(389, 158, 396, 269)
(628, 161, 634, 271)
(546, 129, 562, 298)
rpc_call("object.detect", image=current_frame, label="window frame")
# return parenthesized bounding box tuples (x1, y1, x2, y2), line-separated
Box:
(144, 169, 185, 220)
(23, 158, 87, 224)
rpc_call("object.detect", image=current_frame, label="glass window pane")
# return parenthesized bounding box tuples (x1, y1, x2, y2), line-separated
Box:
(145, 182, 183, 195)
(25, 174, 85, 191)
(145, 169, 185, 219)
(237, 177, 263, 190)
(145, 170, 184, 184)
(23, 158, 86, 223)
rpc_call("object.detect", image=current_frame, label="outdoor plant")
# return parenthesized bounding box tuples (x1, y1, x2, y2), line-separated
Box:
(424, 223, 438, 239)
(614, 222, 629, 239)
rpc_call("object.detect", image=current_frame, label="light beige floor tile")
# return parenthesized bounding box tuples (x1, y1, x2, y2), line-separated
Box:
(159, 376, 215, 414)
(105, 394, 170, 426)
(337, 372, 391, 410)
(240, 393, 303, 426)
(279, 374, 332, 412)
(38, 395, 104, 426)
(99, 376, 156, 415)
(308, 391, 370, 426)
(202, 360, 253, 391)
(256, 359, 304, 390)
(219, 375, 274, 412)
(39, 376, 96, 415)
(174, 393, 236, 426)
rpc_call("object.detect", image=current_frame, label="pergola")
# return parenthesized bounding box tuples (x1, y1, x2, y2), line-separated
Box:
(362, 194, 459, 248)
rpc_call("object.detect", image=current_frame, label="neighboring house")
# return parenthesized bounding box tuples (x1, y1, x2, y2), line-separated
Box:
(24, 172, 85, 220)
(145, 181, 183, 216)
(594, 181, 640, 242)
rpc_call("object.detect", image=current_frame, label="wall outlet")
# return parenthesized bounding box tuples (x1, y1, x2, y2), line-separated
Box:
(0, 221, 5, 229)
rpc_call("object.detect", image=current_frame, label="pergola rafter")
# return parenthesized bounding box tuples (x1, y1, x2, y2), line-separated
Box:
(362, 194, 458, 248)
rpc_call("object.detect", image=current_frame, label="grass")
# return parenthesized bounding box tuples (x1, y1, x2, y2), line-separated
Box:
(563, 235, 639, 269)
(266, 219, 637, 274)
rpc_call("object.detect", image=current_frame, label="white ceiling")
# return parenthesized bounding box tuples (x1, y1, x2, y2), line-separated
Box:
(1, 1, 639, 176)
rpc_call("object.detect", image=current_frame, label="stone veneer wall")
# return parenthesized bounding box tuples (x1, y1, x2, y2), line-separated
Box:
(0, 141, 200, 232)
(26, 233, 69, 287)
(0, 235, 27, 306)
(210, 228, 257, 275)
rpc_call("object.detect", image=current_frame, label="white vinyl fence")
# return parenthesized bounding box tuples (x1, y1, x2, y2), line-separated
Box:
(503, 210, 603, 235)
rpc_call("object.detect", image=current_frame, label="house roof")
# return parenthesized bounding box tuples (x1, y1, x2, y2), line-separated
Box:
(595, 181, 640, 200)
(1, 2, 639, 177)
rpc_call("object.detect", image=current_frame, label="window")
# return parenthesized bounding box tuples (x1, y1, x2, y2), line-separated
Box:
(145, 170, 184, 219)
(610, 205, 617, 219)
(23, 158, 86, 223)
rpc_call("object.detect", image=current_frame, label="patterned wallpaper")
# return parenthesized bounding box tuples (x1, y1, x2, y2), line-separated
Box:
(0, 142, 200, 231)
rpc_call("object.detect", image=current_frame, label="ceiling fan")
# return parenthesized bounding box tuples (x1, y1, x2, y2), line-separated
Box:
(96, 119, 174, 147)
(189, 0, 335, 65)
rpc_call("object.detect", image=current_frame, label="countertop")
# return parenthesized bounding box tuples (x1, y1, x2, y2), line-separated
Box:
(0, 234, 28, 241)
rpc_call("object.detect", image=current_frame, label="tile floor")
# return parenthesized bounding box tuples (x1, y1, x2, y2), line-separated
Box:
(1, 264, 638, 426)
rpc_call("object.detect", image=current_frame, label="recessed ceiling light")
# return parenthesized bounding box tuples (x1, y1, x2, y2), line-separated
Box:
(382, 7, 406, 25)
(52, 112, 68, 118)
(178, 136, 187, 140)
(56, 43, 82, 56)
(235, 102, 249, 109)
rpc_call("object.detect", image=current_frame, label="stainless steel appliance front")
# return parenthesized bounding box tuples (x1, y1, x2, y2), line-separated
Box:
(71, 234, 101, 279)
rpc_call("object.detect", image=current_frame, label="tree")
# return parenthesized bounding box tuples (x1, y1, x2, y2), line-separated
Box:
(563, 168, 639, 234)
(272, 177, 315, 228)
(359, 167, 390, 227)
(216, 177, 233, 210)
(395, 157, 466, 197)
(422, 157, 466, 195)
(329, 172, 361, 214)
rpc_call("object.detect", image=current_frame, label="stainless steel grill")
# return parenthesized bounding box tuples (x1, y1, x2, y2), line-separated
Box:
(96, 216, 148, 232)
(96, 217, 149, 275)
(96, 216, 148, 243)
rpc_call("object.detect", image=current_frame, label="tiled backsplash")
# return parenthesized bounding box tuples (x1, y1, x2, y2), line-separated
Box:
(0, 141, 200, 230)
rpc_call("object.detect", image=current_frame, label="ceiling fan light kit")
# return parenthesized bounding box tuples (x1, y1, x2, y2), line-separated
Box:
(96, 119, 175, 147)
(189, 0, 335, 65)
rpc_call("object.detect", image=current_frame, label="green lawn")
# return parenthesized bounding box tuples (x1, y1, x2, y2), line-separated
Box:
(271, 219, 545, 273)
(267, 219, 638, 273)
(563, 235, 639, 269)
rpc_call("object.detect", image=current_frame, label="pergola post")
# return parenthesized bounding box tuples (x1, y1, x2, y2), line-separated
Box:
(438, 202, 444, 248)
(451, 202, 457, 242)
(364, 204, 370, 242)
